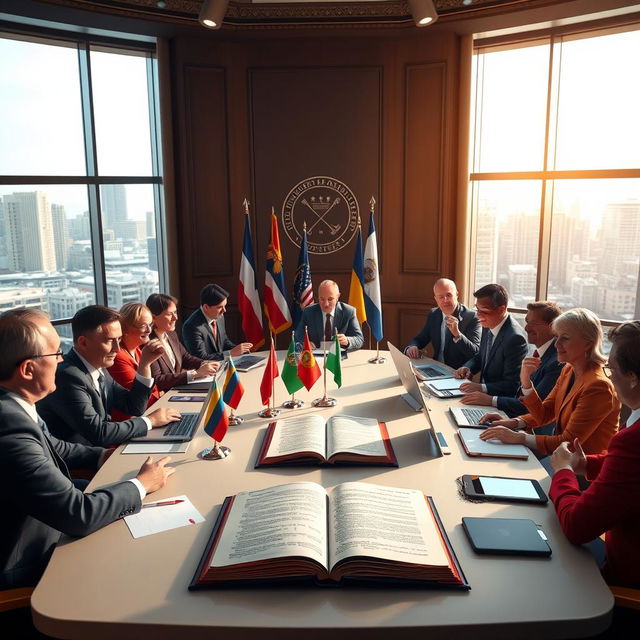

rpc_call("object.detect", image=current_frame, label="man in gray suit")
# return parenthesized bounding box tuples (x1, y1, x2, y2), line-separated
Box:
(294, 280, 364, 351)
(0, 309, 175, 589)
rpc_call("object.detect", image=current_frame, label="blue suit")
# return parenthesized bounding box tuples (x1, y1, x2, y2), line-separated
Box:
(182, 308, 235, 362)
(294, 302, 363, 351)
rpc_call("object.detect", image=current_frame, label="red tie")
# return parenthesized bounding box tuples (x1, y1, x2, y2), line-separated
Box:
(211, 320, 218, 342)
(533, 349, 540, 358)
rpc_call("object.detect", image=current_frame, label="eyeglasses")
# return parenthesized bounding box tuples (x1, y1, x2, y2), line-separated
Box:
(135, 323, 153, 331)
(29, 351, 64, 360)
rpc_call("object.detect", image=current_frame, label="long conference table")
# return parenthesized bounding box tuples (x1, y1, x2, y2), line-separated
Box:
(32, 349, 613, 639)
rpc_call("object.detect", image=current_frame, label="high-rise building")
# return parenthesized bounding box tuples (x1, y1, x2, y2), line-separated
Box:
(474, 209, 497, 287)
(51, 203, 70, 270)
(100, 184, 128, 231)
(146, 210, 156, 238)
(497, 213, 539, 280)
(70, 211, 91, 241)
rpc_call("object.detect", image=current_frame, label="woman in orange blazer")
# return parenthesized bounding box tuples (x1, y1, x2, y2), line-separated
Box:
(480, 308, 619, 456)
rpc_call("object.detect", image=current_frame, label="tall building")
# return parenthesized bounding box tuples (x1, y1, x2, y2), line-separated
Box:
(100, 184, 128, 231)
(70, 211, 91, 241)
(51, 203, 70, 270)
(497, 213, 539, 281)
(474, 209, 498, 287)
(146, 210, 156, 238)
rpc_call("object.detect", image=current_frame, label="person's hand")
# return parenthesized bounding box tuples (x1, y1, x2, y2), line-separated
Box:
(406, 346, 421, 359)
(336, 333, 349, 347)
(460, 381, 482, 393)
(479, 414, 518, 428)
(520, 355, 542, 388)
(139, 338, 165, 368)
(98, 447, 115, 469)
(460, 391, 492, 406)
(479, 425, 525, 444)
(454, 367, 471, 380)
(136, 456, 175, 494)
(195, 361, 219, 379)
(230, 343, 253, 357)
(445, 315, 461, 339)
(147, 407, 182, 428)
(551, 438, 587, 475)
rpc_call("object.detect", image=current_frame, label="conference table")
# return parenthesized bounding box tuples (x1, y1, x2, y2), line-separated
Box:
(32, 349, 613, 639)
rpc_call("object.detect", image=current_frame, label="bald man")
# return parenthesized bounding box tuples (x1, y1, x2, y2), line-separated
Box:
(404, 278, 481, 369)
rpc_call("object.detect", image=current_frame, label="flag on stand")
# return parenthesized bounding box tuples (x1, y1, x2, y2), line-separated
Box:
(222, 357, 245, 410)
(348, 225, 367, 325)
(264, 211, 292, 335)
(237, 207, 265, 349)
(203, 379, 229, 442)
(292, 226, 314, 328)
(282, 333, 304, 395)
(297, 329, 321, 391)
(363, 208, 383, 342)
(260, 339, 280, 406)
(325, 333, 342, 389)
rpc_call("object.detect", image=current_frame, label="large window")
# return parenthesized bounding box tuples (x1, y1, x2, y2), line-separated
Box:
(469, 26, 640, 324)
(0, 29, 166, 344)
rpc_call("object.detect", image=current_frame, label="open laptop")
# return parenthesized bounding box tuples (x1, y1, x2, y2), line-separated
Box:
(450, 405, 508, 428)
(234, 354, 266, 372)
(132, 362, 228, 442)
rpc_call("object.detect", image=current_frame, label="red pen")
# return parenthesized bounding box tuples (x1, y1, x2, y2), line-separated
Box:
(142, 499, 185, 508)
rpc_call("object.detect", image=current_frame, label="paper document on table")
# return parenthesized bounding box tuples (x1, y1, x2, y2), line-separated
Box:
(427, 378, 464, 391)
(121, 442, 190, 454)
(124, 495, 204, 538)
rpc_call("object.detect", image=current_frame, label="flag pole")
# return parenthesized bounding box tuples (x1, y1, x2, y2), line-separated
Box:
(258, 331, 280, 418)
(282, 330, 304, 409)
(367, 195, 386, 364)
(312, 330, 337, 407)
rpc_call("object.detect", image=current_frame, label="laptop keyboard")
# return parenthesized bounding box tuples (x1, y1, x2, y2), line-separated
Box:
(416, 366, 446, 378)
(461, 408, 486, 424)
(163, 413, 199, 438)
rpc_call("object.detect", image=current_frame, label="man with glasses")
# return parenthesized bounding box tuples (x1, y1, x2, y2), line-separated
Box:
(38, 305, 180, 447)
(0, 309, 175, 589)
(454, 283, 528, 396)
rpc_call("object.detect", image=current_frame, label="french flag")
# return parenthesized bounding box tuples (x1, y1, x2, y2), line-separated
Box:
(238, 210, 265, 349)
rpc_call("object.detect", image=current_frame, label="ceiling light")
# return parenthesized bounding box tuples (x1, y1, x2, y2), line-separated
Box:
(199, 0, 230, 30)
(408, 0, 439, 27)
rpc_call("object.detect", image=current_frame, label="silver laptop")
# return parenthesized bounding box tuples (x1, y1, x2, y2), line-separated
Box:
(450, 405, 508, 428)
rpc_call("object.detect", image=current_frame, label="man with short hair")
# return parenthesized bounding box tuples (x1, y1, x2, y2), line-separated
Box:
(38, 305, 180, 446)
(454, 284, 528, 396)
(404, 278, 481, 369)
(294, 280, 364, 351)
(182, 283, 253, 361)
(460, 301, 565, 416)
(0, 309, 175, 588)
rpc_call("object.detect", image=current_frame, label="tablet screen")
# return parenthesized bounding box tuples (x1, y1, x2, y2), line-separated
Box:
(478, 477, 540, 500)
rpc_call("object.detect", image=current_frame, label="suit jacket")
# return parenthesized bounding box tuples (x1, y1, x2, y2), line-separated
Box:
(521, 363, 620, 456)
(496, 340, 565, 417)
(294, 301, 364, 351)
(182, 308, 234, 361)
(550, 418, 640, 587)
(463, 315, 528, 396)
(0, 388, 140, 589)
(37, 349, 151, 447)
(404, 304, 481, 369)
(150, 330, 204, 391)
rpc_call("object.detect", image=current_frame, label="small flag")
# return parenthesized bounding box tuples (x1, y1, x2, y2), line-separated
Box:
(260, 339, 280, 406)
(363, 207, 383, 342)
(292, 226, 314, 328)
(297, 329, 321, 391)
(325, 333, 342, 389)
(203, 379, 229, 442)
(222, 357, 245, 410)
(281, 333, 304, 395)
(264, 211, 292, 335)
(348, 225, 367, 325)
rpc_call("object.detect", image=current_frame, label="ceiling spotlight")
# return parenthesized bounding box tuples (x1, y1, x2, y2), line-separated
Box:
(199, 0, 230, 29)
(408, 0, 439, 27)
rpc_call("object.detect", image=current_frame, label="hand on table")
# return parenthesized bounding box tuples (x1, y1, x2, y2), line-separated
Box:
(195, 361, 219, 379)
(136, 456, 175, 493)
(454, 367, 471, 380)
(406, 346, 421, 359)
(460, 381, 483, 393)
(460, 391, 492, 406)
(479, 425, 526, 445)
(230, 343, 253, 357)
(148, 407, 182, 428)
(336, 333, 349, 347)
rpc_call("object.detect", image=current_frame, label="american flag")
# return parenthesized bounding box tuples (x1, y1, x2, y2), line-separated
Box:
(292, 226, 314, 327)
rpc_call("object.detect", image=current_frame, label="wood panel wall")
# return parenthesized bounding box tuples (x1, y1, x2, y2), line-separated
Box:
(170, 30, 461, 350)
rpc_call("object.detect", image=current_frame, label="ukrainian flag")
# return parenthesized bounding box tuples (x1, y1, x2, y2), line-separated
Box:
(348, 225, 367, 325)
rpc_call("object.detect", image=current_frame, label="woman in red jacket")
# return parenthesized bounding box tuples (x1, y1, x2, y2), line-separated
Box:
(549, 320, 640, 588)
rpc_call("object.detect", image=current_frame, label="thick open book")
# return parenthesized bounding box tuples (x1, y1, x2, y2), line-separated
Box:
(190, 482, 468, 589)
(255, 414, 397, 467)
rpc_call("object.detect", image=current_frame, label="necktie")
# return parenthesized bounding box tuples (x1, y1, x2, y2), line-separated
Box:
(97, 372, 107, 408)
(324, 313, 332, 342)
(437, 317, 446, 362)
(533, 349, 540, 358)
(211, 320, 218, 346)
(481, 332, 494, 381)
(37, 415, 50, 435)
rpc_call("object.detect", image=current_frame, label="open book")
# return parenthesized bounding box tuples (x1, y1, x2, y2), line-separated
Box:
(255, 414, 397, 467)
(190, 482, 468, 589)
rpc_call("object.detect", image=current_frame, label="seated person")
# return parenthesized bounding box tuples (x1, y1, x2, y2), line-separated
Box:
(108, 302, 162, 420)
(454, 283, 528, 396)
(480, 308, 619, 456)
(38, 305, 180, 447)
(182, 284, 253, 361)
(461, 301, 565, 417)
(294, 280, 364, 351)
(0, 309, 175, 589)
(549, 321, 640, 588)
(146, 293, 218, 392)
(404, 278, 480, 369)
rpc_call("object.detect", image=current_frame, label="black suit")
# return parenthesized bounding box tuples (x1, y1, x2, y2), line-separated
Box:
(182, 308, 235, 361)
(37, 349, 151, 447)
(404, 304, 481, 370)
(463, 315, 528, 396)
(0, 388, 140, 588)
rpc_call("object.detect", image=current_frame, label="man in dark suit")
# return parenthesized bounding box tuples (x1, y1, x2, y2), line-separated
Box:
(294, 280, 364, 351)
(461, 301, 565, 417)
(182, 283, 253, 361)
(404, 278, 481, 369)
(454, 284, 528, 397)
(38, 305, 180, 447)
(0, 309, 174, 589)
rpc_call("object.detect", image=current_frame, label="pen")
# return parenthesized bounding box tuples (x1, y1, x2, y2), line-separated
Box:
(142, 499, 185, 508)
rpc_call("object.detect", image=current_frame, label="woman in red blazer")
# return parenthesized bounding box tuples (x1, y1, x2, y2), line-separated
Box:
(145, 293, 218, 392)
(549, 320, 640, 588)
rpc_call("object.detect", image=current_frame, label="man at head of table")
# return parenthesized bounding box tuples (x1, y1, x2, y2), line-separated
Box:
(404, 278, 481, 369)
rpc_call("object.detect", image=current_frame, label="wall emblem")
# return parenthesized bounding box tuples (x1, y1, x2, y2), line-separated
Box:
(282, 176, 360, 254)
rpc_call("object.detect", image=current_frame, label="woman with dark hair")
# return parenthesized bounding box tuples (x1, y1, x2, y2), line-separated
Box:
(549, 320, 640, 587)
(145, 293, 218, 392)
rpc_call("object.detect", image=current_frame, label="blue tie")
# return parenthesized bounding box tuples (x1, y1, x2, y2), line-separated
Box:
(37, 415, 50, 435)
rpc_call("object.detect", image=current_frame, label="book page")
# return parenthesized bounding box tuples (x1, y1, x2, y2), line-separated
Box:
(326, 415, 387, 458)
(211, 482, 328, 569)
(265, 414, 327, 459)
(328, 482, 449, 569)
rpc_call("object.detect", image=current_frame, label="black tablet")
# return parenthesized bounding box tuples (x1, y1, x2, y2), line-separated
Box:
(461, 475, 548, 504)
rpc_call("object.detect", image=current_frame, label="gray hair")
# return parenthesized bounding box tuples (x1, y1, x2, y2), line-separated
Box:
(552, 307, 606, 366)
(0, 309, 50, 380)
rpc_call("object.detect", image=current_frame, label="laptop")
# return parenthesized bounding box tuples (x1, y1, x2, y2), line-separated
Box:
(234, 354, 266, 372)
(462, 517, 551, 557)
(457, 427, 529, 460)
(450, 405, 508, 428)
(132, 362, 228, 442)
(424, 377, 465, 398)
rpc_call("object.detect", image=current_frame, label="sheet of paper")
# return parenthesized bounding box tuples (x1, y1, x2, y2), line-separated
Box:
(124, 495, 204, 538)
(121, 442, 190, 454)
(189, 375, 214, 384)
(327, 415, 387, 458)
(427, 377, 464, 391)
(266, 414, 326, 458)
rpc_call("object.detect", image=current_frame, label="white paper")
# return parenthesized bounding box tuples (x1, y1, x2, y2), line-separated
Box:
(189, 375, 214, 384)
(427, 377, 464, 391)
(124, 495, 204, 538)
(327, 415, 387, 458)
(121, 442, 190, 454)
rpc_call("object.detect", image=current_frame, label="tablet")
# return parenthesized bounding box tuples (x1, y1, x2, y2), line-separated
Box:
(461, 475, 548, 504)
